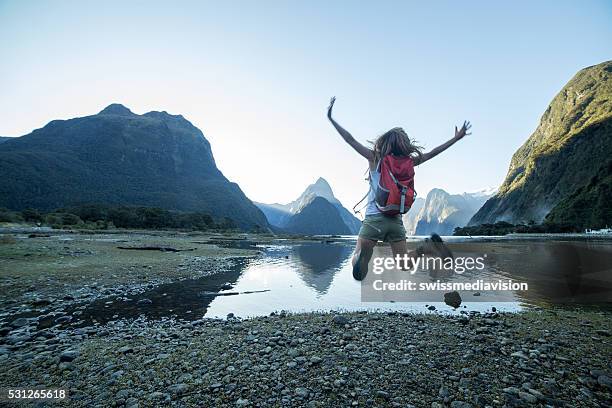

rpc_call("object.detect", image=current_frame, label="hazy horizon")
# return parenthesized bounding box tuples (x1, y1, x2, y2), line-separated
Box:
(1, 0, 611, 209)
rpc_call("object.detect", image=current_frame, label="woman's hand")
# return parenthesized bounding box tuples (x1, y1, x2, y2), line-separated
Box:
(327, 96, 336, 121)
(326, 96, 374, 161)
(418, 120, 472, 165)
(454, 120, 472, 140)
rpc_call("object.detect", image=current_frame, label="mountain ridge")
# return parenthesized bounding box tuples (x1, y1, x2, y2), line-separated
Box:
(404, 188, 493, 235)
(470, 61, 612, 225)
(0, 104, 268, 230)
(256, 178, 361, 234)
(283, 196, 352, 235)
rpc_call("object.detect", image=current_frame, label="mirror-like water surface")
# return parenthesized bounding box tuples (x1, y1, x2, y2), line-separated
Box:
(22, 237, 612, 328)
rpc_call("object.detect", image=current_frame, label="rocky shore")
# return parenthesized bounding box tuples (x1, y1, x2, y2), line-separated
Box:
(1, 309, 610, 407)
(1, 231, 611, 407)
(0, 231, 261, 310)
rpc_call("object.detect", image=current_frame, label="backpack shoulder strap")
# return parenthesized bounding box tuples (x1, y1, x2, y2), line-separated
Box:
(352, 188, 370, 215)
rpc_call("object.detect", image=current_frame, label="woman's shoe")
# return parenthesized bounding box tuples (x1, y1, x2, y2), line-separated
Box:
(352, 250, 368, 281)
(426, 233, 454, 260)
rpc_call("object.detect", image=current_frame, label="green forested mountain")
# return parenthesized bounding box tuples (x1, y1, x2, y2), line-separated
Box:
(545, 160, 612, 229)
(470, 61, 612, 226)
(0, 104, 269, 230)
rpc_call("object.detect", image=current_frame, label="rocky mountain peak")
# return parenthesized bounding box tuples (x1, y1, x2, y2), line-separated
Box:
(98, 103, 134, 116)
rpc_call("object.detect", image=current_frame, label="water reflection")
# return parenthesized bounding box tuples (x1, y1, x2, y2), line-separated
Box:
(481, 241, 612, 305)
(26, 239, 612, 327)
(292, 243, 353, 295)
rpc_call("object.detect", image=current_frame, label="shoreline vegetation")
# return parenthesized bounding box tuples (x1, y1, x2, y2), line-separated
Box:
(1, 230, 610, 407)
(0, 205, 242, 232)
(0, 203, 598, 238)
(453, 221, 583, 236)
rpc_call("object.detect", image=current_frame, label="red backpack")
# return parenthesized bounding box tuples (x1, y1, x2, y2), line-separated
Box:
(374, 155, 416, 215)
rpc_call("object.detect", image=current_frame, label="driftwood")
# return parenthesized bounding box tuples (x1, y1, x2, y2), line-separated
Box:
(116, 246, 195, 252)
(200, 289, 270, 297)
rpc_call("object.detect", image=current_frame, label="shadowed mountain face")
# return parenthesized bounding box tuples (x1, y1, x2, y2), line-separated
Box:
(545, 160, 612, 229)
(403, 189, 494, 236)
(256, 178, 361, 234)
(284, 197, 351, 235)
(470, 61, 612, 226)
(0, 137, 10, 144)
(0, 104, 268, 230)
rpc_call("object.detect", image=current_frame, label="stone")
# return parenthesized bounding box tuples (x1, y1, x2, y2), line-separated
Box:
(444, 291, 462, 308)
(118, 346, 134, 354)
(332, 315, 349, 326)
(450, 402, 472, 408)
(598, 375, 612, 390)
(376, 390, 390, 399)
(518, 391, 537, 403)
(125, 397, 139, 408)
(116, 389, 130, 399)
(55, 316, 72, 324)
(510, 351, 528, 359)
(9, 318, 30, 328)
(502, 387, 520, 395)
(59, 349, 79, 362)
(168, 383, 188, 395)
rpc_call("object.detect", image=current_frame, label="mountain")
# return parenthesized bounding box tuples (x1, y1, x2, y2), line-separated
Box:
(470, 61, 612, 225)
(0, 103, 269, 230)
(544, 160, 612, 229)
(284, 197, 351, 235)
(255, 177, 361, 234)
(0, 137, 10, 143)
(403, 188, 494, 236)
(253, 202, 291, 227)
(402, 197, 425, 235)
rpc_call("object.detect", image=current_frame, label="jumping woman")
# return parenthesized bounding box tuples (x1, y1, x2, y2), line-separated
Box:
(327, 97, 471, 280)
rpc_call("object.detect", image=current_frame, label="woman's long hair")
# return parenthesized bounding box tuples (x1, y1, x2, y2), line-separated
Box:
(370, 127, 423, 165)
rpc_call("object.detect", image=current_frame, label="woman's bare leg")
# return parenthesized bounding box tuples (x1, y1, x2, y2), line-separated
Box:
(390, 235, 453, 271)
(389, 240, 420, 270)
(352, 237, 377, 280)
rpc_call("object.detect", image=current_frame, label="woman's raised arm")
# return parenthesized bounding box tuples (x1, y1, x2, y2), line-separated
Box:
(327, 97, 374, 161)
(416, 121, 471, 165)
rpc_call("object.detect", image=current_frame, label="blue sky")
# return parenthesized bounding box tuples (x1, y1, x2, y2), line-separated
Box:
(1, 0, 610, 209)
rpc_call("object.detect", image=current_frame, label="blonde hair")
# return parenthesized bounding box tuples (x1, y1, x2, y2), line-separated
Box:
(370, 127, 423, 164)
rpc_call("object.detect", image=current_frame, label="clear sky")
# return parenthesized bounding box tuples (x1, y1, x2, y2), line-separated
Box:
(1, 1, 610, 210)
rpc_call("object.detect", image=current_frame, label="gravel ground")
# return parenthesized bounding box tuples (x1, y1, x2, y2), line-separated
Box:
(1, 309, 610, 407)
(0, 231, 261, 309)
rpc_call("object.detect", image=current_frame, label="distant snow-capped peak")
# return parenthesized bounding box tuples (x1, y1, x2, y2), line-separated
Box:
(463, 186, 498, 198)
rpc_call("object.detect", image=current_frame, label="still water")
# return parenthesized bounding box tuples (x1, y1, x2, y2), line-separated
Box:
(204, 238, 612, 318)
(62, 237, 612, 326)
